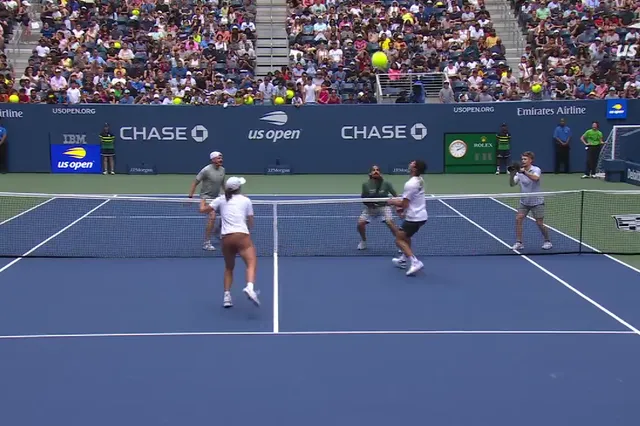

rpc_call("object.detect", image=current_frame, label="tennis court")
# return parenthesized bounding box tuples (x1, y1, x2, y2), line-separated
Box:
(1, 190, 640, 426)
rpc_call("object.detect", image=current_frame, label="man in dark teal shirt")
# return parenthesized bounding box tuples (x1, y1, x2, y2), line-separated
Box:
(357, 165, 398, 250)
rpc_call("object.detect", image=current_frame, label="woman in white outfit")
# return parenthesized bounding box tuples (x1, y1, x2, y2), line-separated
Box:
(200, 177, 260, 308)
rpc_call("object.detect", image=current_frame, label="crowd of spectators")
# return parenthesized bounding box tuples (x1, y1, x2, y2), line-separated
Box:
(3, 0, 640, 105)
(1, 0, 268, 105)
(285, 0, 516, 103)
(0, 0, 30, 82)
(440, 1, 640, 103)
(497, 0, 640, 101)
(0, 0, 514, 105)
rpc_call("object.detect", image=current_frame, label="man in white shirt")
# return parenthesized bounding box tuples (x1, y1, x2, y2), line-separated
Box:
(50, 68, 68, 91)
(66, 81, 81, 104)
(509, 151, 552, 251)
(328, 42, 343, 66)
(387, 160, 428, 276)
(303, 76, 317, 104)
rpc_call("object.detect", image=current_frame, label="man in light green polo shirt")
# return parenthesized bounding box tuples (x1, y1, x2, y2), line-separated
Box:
(580, 121, 604, 178)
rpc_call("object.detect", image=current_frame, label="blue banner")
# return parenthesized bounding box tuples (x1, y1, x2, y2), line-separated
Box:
(265, 165, 292, 175)
(606, 99, 628, 119)
(2, 100, 639, 174)
(127, 163, 157, 175)
(50, 144, 102, 174)
(625, 161, 640, 186)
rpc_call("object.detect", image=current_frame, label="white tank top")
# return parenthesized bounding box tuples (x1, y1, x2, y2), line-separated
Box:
(209, 194, 254, 236)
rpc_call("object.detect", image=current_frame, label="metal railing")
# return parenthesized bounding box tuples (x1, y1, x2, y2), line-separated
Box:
(375, 72, 448, 103)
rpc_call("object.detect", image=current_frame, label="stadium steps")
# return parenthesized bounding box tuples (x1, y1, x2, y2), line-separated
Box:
(6, 11, 41, 79)
(482, 0, 525, 70)
(255, 2, 290, 77)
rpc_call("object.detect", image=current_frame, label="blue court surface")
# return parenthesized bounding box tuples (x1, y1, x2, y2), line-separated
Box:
(1, 194, 640, 425)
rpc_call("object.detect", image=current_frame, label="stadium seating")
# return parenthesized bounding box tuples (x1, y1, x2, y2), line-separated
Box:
(9, 0, 261, 105)
(3, 0, 639, 105)
(509, 0, 638, 100)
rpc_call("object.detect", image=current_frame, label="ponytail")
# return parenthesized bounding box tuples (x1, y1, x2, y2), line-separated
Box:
(225, 187, 239, 201)
(225, 188, 234, 201)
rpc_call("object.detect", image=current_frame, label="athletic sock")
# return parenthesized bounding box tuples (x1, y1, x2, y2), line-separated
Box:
(410, 255, 418, 264)
(246, 282, 254, 291)
(224, 291, 231, 297)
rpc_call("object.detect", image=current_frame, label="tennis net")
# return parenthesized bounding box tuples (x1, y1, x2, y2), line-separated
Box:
(0, 190, 638, 258)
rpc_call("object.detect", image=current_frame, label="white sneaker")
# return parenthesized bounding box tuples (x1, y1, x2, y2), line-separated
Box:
(581, 175, 589, 179)
(590, 174, 597, 179)
(203, 242, 216, 251)
(357, 241, 367, 250)
(243, 286, 260, 306)
(495, 169, 500, 175)
(102, 171, 107, 175)
(110, 171, 115, 175)
(406, 260, 424, 276)
(223, 293, 233, 308)
(542, 241, 553, 250)
(392, 257, 407, 269)
(512, 242, 524, 251)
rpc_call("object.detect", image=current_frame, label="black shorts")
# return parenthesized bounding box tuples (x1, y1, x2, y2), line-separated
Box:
(400, 220, 426, 237)
(101, 148, 115, 157)
(497, 149, 510, 158)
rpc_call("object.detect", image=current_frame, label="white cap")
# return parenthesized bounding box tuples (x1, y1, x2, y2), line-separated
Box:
(225, 177, 246, 191)
(209, 151, 222, 160)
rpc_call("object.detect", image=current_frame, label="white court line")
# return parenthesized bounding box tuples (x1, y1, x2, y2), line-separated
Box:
(490, 197, 640, 275)
(438, 199, 640, 336)
(86, 215, 463, 220)
(109, 193, 362, 197)
(0, 329, 634, 340)
(0, 197, 56, 226)
(0, 198, 114, 275)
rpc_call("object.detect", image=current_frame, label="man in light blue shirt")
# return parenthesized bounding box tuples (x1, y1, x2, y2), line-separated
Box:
(509, 151, 552, 251)
(553, 118, 571, 173)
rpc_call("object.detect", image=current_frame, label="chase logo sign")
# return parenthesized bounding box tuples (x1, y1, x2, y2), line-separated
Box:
(606, 99, 627, 119)
(50, 144, 101, 174)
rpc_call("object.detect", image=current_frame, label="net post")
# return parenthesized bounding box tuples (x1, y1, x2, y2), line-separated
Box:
(578, 190, 585, 254)
(611, 126, 617, 161)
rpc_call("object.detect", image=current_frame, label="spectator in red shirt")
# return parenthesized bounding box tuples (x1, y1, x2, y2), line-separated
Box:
(327, 89, 341, 104)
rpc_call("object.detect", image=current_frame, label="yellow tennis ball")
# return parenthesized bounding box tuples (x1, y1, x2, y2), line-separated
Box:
(531, 83, 542, 94)
(132, 9, 140, 15)
(9, 94, 19, 103)
(286, 89, 294, 99)
(113, 41, 121, 49)
(173, 97, 182, 104)
(244, 96, 254, 105)
(274, 96, 285, 105)
(501, 71, 507, 78)
(371, 51, 388, 69)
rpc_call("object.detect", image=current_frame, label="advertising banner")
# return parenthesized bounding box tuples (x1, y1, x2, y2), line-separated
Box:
(50, 144, 102, 174)
(444, 133, 497, 174)
(1, 100, 638, 174)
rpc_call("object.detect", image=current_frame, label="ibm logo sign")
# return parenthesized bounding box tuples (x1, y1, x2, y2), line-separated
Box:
(62, 134, 87, 144)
